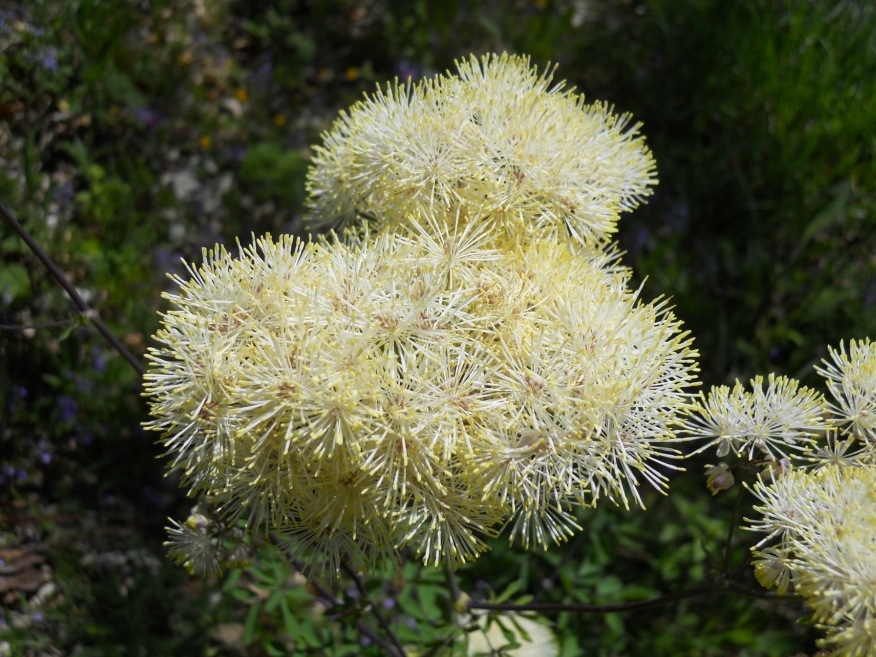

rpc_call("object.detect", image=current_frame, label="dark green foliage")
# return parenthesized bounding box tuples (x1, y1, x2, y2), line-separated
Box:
(2, 1, 874, 655)
(238, 142, 307, 211)
(569, 0, 876, 384)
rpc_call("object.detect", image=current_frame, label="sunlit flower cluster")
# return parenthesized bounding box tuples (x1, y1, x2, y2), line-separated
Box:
(816, 339, 876, 448)
(684, 339, 876, 468)
(681, 374, 827, 462)
(145, 220, 697, 571)
(145, 53, 699, 574)
(685, 339, 876, 655)
(748, 465, 876, 657)
(306, 52, 657, 250)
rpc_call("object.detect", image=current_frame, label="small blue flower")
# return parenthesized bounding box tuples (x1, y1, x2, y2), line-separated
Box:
(52, 183, 75, 209)
(36, 46, 57, 72)
(396, 60, 421, 82)
(133, 106, 162, 128)
(92, 345, 107, 373)
(140, 484, 170, 509)
(58, 395, 78, 422)
(36, 437, 54, 464)
(249, 56, 273, 94)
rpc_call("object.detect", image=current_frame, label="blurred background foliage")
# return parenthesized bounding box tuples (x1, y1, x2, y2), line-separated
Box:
(1, 0, 873, 655)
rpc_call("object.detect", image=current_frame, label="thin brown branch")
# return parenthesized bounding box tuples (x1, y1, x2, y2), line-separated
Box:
(341, 560, 407, 657)
(268, 533, 406, 657)
(0, 200, 145, 377)
(468, 579, 794, 615)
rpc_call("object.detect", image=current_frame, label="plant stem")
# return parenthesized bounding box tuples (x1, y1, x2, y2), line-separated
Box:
(0, 200, 145, 377)
(469, 580, 793, 615)
(269, 533, 406, 657)
(444, 563, 462, 608)
(723, 483, 744, 573)
(341, 560, 408, 657)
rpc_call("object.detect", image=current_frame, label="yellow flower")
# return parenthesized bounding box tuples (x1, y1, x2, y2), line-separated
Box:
(751, 547, 791, 595)
(144, 216, 698, 570)
(816, 338, 876, 449)
(306, 53, 656, 250)
(145, 52, 698, 575)
(703, 462, 735, 495)
(747, 463, 876, 656)
(681, 374, 827, 461)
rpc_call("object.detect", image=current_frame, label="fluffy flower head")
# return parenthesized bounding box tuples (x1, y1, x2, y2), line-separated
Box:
(306, 53, 657, 250)
(816, 338, 876, 447)
(144, 52, 694, 575)
(144, 219, 697, 572)
(680, 374, 827, 461)
(747, 464, 876, 656)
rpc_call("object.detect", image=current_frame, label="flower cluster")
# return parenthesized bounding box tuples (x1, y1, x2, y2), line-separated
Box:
(816, 339, 876, 447)
(685, 339, 876, 655)
(145, 53, 699, 574)
(748, 465, 876, 656)
(681, 373, 827, 462)
(305, 52, 657, 251)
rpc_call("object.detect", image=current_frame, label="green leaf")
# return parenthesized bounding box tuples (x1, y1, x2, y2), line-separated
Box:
(604, 611, 624, 635)
(418, 585, 444, 619)
(264, 588, 283, 612)
(297, 616, 323, 648)
(495, 616, 521, 649)
(243, 604, 260, 645)
(280, 598, 299, 637)
(793, 179, 852, 257)
(493, 580, 522, 604)
(0, 263, 30, 302)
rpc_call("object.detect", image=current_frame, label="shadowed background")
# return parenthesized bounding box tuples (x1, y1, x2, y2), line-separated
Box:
(1, 1, 874, 655)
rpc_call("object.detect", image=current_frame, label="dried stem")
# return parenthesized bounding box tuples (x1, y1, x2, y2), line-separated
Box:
(0, 200, 145, 377)
(468, 579, 796, 615)
(341, 560, 407, 657)
(269, 533, 406, 657)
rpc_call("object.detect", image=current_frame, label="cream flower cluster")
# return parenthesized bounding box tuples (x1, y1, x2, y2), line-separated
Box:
(685, 339, 876, 655)
(144, 54, 699, 574)
(306, 53, 657, 250)
(748, 465, 876, 657)
(681, 373, 827, 462)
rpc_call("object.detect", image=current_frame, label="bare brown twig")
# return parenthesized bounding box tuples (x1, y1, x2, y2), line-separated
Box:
(0, 199, 145, 377)
(341, 560, 407, 657)
(467, 578, 795, 615)
(269, 533, 407, 657)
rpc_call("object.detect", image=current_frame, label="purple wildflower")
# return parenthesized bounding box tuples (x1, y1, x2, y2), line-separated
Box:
(133, 106, 162, 128)
(92, 345, 107, 373)
(36, 47, 57, 72)
(57, 395, 78, 421)
(52, 182, 74, 209)
(396, 60, 421, 82)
